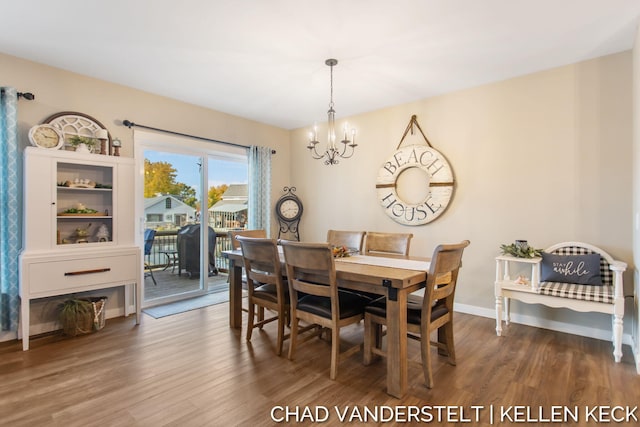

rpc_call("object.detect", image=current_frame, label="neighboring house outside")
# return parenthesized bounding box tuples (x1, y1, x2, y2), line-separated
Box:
(209, 184, 248, 231)
(144, 195, 197, 230)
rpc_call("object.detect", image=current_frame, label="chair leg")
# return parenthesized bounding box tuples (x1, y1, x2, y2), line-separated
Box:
(330, 327, 340, 381)
(421, 334, 434, 389)
(364, 314, 384, 365)
(442, 322, 456, 365)
(364, 314, 381, 365)
(258, 306, 265, 328)
(288, 317, 298, 361)
(145, 263, 157, 286)
(374, 323, 382, 350)
(363, 314, 373, 365)
(246, 301, 255, 342)
(276, 308, 285, 356)
(437, 326, 447, 356)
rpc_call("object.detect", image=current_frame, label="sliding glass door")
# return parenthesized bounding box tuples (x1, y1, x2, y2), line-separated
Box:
(135, 130, 248, 307)
(142, 149, 208, 304)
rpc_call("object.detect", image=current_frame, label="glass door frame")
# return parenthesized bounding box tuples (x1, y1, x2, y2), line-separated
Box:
(134, 129, 246, 308)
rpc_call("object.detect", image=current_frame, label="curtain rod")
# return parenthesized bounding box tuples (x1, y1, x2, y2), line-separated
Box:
(0, 89, 35, 100)
(121, 119, 276, 154)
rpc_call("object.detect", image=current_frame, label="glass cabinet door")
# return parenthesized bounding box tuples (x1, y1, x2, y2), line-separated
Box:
(56, 161, 114, 246)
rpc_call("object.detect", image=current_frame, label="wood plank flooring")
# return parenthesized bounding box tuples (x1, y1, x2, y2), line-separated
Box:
(0, 303, 638, 426)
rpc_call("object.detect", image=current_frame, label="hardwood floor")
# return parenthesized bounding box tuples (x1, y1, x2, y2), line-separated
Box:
(0, 303, 638, 426)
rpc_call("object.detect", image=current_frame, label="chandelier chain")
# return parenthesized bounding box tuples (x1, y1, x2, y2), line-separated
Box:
(329, 62, 334, 109)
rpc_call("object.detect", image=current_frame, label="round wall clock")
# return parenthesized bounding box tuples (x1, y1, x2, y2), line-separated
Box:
(28, 124, 64, 149)
(275, 187, 303, 240)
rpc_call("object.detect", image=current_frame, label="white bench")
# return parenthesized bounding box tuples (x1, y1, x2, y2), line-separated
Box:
(494, 241, 627, 362)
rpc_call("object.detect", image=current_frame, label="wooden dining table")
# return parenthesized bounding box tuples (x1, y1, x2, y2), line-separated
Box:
(222, 248, 429, 398)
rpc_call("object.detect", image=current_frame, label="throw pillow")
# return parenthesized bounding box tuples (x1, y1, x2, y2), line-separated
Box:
(540, 252, 603, 286)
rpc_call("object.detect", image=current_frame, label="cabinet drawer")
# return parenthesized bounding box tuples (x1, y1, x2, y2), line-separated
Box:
(27, 254, 138, 296)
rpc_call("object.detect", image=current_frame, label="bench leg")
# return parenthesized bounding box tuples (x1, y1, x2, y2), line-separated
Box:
(504, 298, 511, 325)
(613, 314, 623, 363)
(495, 295, 503, 336)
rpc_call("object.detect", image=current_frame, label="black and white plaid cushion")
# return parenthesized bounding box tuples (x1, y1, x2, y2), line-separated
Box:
(538, 246, 614, 304)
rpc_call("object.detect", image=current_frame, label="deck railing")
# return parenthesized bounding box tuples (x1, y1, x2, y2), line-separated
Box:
(146, 229, 234, 273)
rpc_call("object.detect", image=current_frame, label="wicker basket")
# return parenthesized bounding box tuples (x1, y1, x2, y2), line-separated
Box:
(90, 297, 107, 331)
(59, 296, 107, 336)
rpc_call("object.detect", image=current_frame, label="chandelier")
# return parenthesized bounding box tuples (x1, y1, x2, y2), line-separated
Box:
(307, 59, 357, 165)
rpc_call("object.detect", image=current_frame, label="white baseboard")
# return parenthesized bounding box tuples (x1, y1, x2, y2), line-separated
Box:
(455, 302, 635, 348)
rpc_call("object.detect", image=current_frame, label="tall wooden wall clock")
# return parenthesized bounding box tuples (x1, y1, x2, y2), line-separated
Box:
(376, 115, 455, 226)
(275, 187, 303, 241)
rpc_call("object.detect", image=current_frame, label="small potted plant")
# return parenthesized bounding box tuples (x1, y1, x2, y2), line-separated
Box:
(67, 135, 99, 153)
(58, 298, 93, 336)
(58, 296, 107, 336)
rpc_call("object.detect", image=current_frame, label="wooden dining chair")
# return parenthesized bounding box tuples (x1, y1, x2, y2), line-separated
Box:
(326, 230, 366, 252)
(236, 236, 289, 356)
(228, 229, 268, 315)
(363, 240, 470, 388)
(363, 231, 413, 257)
(281, 240, 370, 380)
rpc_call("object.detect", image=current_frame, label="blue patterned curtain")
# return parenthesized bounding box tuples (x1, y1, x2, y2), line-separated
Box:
(0, 87, 21, 332)
(247, 146, 272, 235)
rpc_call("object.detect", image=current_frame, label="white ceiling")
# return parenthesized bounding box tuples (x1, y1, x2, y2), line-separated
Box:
(2, 1, 639, 130)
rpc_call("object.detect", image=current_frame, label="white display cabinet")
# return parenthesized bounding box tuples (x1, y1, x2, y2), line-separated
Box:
(20, 147, 141, 350)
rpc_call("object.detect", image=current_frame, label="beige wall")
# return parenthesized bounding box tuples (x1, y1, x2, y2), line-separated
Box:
(2, 49, 635, 343)
(291, 52, 634, 338)
(1, 53, 290, 182)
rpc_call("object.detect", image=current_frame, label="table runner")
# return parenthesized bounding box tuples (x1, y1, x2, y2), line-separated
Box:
(335, 255, 430, 271)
